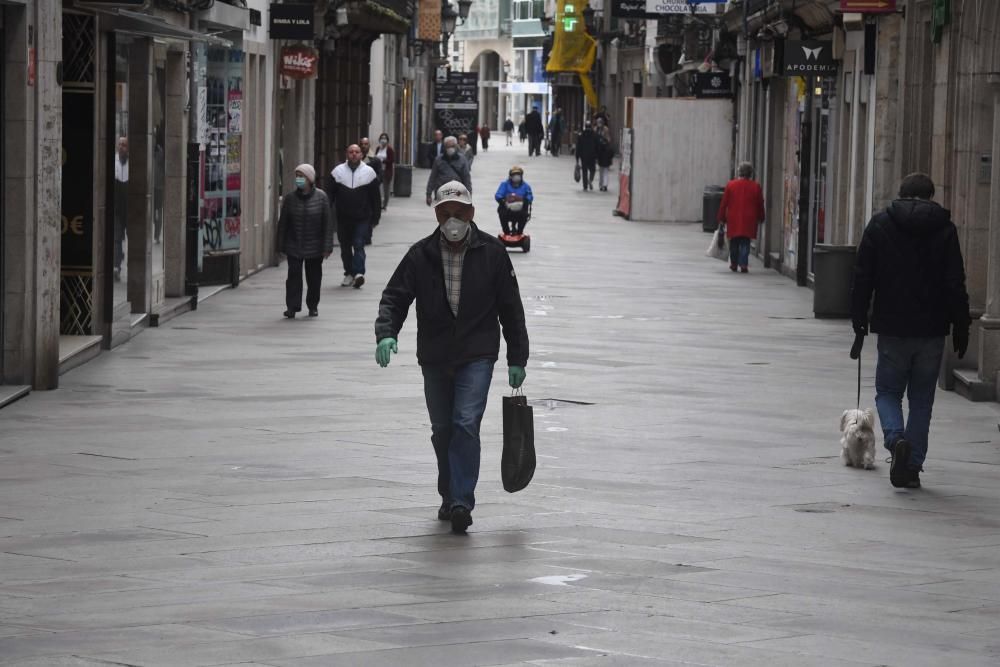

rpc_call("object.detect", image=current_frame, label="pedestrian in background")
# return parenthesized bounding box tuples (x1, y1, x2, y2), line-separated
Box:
(328, 145, 380, 289)
(375, 132, 395, 211)
(525, 105, 544, 156)
(548, 108, 564, 156)
(375, 180, 529, 534)
(427, 129, 444, 165)
(503, 117, 515, 146)
(575, 121, 598, 191)
(518, 118, 527, 144)
(717, 162, 765, 273)
(457, 133, 475, 169)
(426, 136, 472, 206)
(850, 172, 971, 490)
(359, 137, 383, 184)
(595, 117, 613, 192)
(276, 164, 332, 318)
(479, 125, 491, 151)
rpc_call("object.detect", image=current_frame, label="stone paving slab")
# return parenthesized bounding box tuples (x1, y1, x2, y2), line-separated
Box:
(2, 142, 1000, 665)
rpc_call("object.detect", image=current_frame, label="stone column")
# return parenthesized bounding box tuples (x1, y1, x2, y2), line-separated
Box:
(33, 0, 63, 389)
(977, 76, 1000, 389)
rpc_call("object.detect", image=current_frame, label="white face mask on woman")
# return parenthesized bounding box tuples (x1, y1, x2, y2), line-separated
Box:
(441, 217, 470, 242)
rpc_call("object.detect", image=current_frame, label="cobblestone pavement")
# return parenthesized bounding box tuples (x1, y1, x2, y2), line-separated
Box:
(2, 143, 1000, 666)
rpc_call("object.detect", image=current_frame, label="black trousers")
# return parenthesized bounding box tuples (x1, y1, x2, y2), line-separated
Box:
(285, 255, 323, 312)
(528, 133, 543, 156)
(498, 205, 529, 235)
(580, 160, 596, 189)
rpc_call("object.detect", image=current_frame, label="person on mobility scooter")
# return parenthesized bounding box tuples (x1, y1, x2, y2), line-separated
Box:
(495, 166, 534, 252)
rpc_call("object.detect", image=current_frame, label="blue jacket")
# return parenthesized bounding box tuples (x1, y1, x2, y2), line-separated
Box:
(495, 179, 533, 203)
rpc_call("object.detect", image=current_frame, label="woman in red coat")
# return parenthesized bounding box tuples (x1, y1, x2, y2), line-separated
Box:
(718, 162, 766, 273)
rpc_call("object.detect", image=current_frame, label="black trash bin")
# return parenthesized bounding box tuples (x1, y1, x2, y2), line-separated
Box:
(813, 244, 857, 319)
(702, 185, 725, 232)
(393, 165, 412, 197)
(417, 142, 434, 169)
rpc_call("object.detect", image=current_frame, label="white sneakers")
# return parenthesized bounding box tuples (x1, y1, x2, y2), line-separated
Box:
(341, 274, 354, 287)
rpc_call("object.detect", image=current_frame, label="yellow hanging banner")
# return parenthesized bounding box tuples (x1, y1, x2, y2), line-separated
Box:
(545, 0, 598, 108)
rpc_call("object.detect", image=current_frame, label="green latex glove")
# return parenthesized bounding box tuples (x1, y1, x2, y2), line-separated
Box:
(508, 366, 526, 388)
(376, 338, 398, 367)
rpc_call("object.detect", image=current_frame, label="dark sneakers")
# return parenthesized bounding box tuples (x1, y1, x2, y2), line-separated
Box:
(890, 440, 912, 488)
(904, 471, 922, 489)
(450, 506, 473, 533)
(437, 503, 452, 521)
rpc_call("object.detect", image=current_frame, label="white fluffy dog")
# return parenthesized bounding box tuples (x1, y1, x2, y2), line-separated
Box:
(840, 408, 876, 470)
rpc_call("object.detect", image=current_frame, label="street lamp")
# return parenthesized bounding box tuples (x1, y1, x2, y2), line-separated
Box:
(441, 2, 459, 36)
(457, 0, 473, 23)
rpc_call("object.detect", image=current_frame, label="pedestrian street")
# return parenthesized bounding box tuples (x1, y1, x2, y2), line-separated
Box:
(2, 143, 1000, 666)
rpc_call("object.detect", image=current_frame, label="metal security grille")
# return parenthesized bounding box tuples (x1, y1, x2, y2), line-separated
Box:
(60, 273, 94, 335)
(63, 13, 96, 88)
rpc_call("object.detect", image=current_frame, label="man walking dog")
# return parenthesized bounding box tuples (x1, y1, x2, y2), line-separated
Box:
(851, 173, 971, 489)
(375, 181, 529, 533)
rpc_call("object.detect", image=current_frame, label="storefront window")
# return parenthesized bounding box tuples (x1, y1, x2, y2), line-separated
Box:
(112, 38, 130, 312)
(152, 45, 166, 301)
(809, 75, 836, 273)
(202, 47, 243, 257)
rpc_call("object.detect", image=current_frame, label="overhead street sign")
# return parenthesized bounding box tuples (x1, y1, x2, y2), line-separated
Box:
(839, 0, 897, 13)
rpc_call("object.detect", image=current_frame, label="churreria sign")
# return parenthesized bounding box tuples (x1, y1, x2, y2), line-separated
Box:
(783, 40, 838, 75)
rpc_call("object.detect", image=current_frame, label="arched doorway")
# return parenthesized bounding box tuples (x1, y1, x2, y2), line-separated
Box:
(469, 49, 503, 131)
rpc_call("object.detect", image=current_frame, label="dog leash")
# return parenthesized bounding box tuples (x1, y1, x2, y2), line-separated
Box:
(856, 354, 861, 410)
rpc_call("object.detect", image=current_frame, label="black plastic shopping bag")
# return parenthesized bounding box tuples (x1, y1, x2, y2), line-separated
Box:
(502, 394, 535, 493)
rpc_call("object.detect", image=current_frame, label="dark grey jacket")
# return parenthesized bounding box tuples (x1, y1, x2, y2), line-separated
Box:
(276, 187, 333, 259)
(375, 223, 528, 368)
(851, 199, 971, 337)
(426, 153, 472, 197)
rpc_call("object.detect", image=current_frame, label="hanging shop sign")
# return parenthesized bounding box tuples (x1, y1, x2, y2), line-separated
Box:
(693, 71, 732, 99)
(783, 40, 838, 76)
(269, 2, 315, 40)
(279, 46, 319, 79)
(612, 0, 723, 20)
(433, 71, 479, 139)
(839, 0, 896, 13)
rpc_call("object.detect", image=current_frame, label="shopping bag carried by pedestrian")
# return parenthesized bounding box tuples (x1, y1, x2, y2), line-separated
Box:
(705, 224, 727, 260)
(573, 162, 581, 183)
(501, 391, 535, 493)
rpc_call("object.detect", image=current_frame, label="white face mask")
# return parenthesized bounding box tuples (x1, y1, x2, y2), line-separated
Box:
(511, 176, 522, 185)
(379, 139, 388, 146)
(445, 147, 457, 157)
(441, 217, 470, 242)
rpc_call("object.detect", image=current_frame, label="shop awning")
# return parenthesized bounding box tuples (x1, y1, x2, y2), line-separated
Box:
(92, 8, 234, 47)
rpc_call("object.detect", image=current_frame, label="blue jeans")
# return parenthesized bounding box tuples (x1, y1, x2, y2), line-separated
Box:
(729, 236, 751, 268)
(422, 359, 495, 510)
(338, 221, 370, 276)
(875, 335, 945, 471)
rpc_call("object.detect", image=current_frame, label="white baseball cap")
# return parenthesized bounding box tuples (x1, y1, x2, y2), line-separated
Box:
(434, 180, 473, 207)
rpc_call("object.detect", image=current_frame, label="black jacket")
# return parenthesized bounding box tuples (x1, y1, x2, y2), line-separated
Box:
(276, 187, 333, 259)
(375, 224, 529, 368)
(328, 162, 381, 226)
(525, 110, 544, 137)
(576, 129, 598, 164)
(851, 199, 971, 337)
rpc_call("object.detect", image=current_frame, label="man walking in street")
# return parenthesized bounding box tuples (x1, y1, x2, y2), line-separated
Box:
(575, 121, 598, 191)
(851, 172, 972, 490)
(548, 108, 564, 156)
(425, 136, 472, 206)
(375, 181, 529, 534)
(328, 144, 381, 288)
(276, 164, 333, 318)
(427, 129, 444, 165)
(525, 105, 544, 157)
